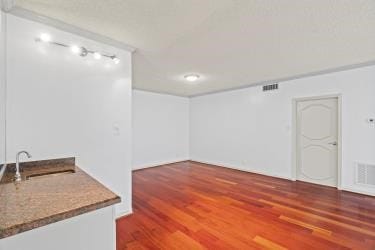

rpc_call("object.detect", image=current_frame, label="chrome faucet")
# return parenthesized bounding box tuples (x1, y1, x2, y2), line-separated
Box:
(15, 151, 32, 182)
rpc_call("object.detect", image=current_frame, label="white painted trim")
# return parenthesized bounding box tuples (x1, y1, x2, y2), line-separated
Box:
(132, 159, 189, 171)
(292, 94, 342, 189)
(190, 159, 292, 181)
(115, 209, 133, 219)
(337, 95, 343, 190)
(190, 61, 375, 98)
(5, 6, 136, 53)
(341, 187, 375, 197)
(0, 9, 7, 182)
(135, 61, 375, 98)
(128, 55, 133, 216)
(132, 87, 188, 98)
(112, 207, 117, 250)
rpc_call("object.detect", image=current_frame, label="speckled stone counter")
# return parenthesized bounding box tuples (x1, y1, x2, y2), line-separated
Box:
(0, 158, 121, 239)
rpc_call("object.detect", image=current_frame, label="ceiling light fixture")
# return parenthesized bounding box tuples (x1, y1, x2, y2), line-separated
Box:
(35, 35, 119, 63)
(39, 33, 51, 43)
(70, 45, 81, 54)
(93, 52, 102, 60)
(184, 74, 200, 82)
(112, 56, 120, 64)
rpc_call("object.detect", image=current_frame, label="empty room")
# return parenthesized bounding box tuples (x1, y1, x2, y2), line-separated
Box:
(0, 1, 374, 250)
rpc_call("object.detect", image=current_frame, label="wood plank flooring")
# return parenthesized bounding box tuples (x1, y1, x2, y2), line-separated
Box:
(116, 161, 375, 249)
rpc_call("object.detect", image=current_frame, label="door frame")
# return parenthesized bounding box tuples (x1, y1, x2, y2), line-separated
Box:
(291, 94, 342, 189)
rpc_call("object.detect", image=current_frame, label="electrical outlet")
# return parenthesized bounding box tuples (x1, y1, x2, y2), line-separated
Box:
(112, 123, 120, 136)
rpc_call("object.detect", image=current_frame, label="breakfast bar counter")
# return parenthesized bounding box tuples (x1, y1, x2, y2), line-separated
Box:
(0, 158, 121, 250)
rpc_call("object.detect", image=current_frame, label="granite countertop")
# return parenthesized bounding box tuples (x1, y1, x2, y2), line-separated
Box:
(0, 158, 121, 239)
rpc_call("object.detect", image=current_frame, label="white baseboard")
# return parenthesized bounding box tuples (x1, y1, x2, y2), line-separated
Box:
(190, 159, 292, 181)
(341, 186, 375, 197)
(132, 159, 375, 197)
(115, 208, 133, 219)
(132, 159, 189, 171)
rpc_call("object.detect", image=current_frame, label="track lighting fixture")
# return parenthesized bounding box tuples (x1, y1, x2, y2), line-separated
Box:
(36, 33, 120, 64)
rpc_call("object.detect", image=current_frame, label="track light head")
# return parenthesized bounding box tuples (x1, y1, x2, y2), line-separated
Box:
(80, 47, 88, 57)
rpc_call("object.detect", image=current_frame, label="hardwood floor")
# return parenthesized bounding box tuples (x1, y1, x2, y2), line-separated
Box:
(116, 161, 375, 249)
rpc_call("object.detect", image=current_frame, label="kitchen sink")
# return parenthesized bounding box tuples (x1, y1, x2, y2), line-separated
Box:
(26, 169, 75, 180)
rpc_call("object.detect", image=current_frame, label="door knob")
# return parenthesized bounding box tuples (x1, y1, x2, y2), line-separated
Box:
(328, 142, 337, 146)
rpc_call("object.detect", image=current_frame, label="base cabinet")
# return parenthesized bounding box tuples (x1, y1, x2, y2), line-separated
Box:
(0, 206, 116, 250)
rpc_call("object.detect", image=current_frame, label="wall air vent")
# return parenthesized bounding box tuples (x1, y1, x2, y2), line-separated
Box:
(356, 162, 375, 186)
(262, 83, 279, 92)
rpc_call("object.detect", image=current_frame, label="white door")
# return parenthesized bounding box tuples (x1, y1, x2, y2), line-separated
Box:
(297, 97, 338, 187)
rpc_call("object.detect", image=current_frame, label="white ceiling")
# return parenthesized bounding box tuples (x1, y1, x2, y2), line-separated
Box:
(13, 0, 375, 96)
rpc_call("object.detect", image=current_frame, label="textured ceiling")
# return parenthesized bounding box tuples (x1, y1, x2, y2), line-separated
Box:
(14, 0, 375, 96)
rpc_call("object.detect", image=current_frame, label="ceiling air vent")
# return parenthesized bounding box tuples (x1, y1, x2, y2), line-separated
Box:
(356, 162, 375, 186)
(262, 83, 279, 92)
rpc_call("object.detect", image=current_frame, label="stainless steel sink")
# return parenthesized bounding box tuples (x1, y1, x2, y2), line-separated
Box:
(26, 169, 75, 180)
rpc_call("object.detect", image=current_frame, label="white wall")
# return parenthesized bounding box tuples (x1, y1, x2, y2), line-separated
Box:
(0, 10, 5, 165)
(6, 15, 132, 216)
(190, 65, 375, 195)
(132, 90, 189, 169)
